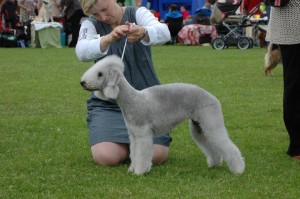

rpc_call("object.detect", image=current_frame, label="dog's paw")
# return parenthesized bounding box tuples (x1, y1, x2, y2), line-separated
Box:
(207, 157, 223, 168)
(128, 167, 148, 175)
(133, 169, 149, 175)
(133, 164, 152, 175)
(128, 164, 134, 173)
(228, 157, 245, 174)
(128, 163, 152, 175)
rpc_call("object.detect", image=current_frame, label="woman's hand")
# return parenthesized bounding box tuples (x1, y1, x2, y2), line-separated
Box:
(125, 21, 146, 42)
(108, 24, 130, 42)
(100, 24, 129, 52)
(100, 22, 147, 52)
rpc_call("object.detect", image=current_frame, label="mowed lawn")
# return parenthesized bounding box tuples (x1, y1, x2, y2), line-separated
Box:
(0, 46, 299, 199)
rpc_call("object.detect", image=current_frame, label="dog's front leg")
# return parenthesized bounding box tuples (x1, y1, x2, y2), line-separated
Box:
(128, 133, 136, 173)
(133, 133, 153, 175)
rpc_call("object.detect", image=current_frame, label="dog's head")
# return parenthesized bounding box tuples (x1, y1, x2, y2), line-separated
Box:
(80, 55, 124, 100)
(43, 0, 53, 8)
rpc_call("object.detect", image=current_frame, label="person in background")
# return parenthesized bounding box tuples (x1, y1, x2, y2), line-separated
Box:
(76, 0, 172, 166)
(17, 0, 37, 24)
(150, 9, 160, 21)
(183, 0, 212, 25)
(265, 3, 271, 20)
(163, 4, 182, 22)
(163, 4, 183, 44)
(60, 0, 85, 47)
(243, 0, 263, 15)
(266, 1, 300, 160)
(216, 0, 240, 13)
(201, 1, 212, 13)
(1, 0, 18, 29)
(180, 5, 190, 20)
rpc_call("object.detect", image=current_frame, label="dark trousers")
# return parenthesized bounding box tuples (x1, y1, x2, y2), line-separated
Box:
(4, 17, 17, 29)
(67, 9, 85, 47)
(280, 44, 300, 156)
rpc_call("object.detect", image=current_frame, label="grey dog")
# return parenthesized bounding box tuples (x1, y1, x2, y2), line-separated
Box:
(80, 55, 245, 175)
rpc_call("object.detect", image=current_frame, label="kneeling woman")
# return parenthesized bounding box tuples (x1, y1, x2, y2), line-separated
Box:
(76, 0, 173, 166)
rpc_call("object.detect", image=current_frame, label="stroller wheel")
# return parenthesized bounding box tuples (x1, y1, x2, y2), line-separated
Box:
(248, 37, 254, 48)
(212, 38, 226, 50)
(237, 37, 250, 50)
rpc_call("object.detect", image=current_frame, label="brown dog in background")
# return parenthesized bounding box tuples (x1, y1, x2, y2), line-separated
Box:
(264, 43, 282, 76)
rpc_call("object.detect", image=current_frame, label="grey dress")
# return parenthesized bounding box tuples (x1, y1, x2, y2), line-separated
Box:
(87, 7, 172, 146)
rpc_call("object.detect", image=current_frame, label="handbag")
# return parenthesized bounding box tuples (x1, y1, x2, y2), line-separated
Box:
(264, 0, 290, 7)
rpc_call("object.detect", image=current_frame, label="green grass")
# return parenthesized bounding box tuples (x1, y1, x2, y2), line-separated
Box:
(0, 46, 299, 199)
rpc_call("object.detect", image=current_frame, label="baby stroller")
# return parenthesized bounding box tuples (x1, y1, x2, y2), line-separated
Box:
(210, 0, 263, 50)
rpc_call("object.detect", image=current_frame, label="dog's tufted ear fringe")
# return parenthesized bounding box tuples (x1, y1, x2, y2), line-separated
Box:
(103, 69, 121, 99)
(94, 90, 109, 100)
(103, 85, 120, 99)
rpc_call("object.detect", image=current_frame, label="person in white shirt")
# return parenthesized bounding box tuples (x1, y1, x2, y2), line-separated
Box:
(76, 0, 172, 166)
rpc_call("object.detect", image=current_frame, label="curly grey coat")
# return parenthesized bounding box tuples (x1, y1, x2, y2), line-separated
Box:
(80, 55, 245, 175)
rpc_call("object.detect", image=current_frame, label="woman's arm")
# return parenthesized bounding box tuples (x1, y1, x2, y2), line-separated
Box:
(136, 7, 171, 45)
(76, 7, 170, 62)
(75, 20, 129, 62)
(17, 1, 30, 12)
(75, 20, 104, 62)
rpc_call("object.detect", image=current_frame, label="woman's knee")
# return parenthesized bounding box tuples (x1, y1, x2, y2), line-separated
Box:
(152, 144, 169, 165)
(91, 142, 129, 166)
(91, 142, 169, 166)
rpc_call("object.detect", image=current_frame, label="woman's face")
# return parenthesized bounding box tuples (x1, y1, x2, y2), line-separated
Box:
(89, 0, 119, 24)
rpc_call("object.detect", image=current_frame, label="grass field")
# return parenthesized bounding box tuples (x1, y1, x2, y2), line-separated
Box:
(0, 46, 299, 199)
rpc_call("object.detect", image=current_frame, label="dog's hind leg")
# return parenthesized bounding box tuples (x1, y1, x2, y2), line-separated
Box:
(195, 104, 245, 174)
(205, 127, 245, 174)
(189, 120, 223, 168)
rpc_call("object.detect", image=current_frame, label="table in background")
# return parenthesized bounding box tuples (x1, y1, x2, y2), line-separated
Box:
(31, 22, 62, 48)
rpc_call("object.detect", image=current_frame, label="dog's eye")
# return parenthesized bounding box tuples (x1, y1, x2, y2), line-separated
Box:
(98, 72, 103, 77)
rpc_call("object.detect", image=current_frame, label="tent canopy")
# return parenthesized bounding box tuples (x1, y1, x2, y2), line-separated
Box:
(141, 0, 206, 20)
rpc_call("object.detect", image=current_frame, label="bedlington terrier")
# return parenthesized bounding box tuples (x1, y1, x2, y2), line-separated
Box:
(80, 55, 245, 175)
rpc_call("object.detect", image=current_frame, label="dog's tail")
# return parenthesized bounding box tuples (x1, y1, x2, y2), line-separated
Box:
(264, 43, 281, 76)
(270, 43, 280, 51)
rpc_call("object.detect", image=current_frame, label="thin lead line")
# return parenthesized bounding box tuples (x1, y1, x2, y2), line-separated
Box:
(121, 37, 127, 60)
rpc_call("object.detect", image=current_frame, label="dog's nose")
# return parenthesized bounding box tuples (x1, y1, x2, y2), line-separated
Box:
(80, 81, 86, 87)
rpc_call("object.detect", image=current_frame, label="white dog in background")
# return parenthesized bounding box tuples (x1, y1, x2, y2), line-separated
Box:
(37, 0, 54, 22)
(80, 55, 245, 175)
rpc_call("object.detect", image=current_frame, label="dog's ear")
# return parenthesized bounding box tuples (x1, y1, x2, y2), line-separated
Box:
(94, 90, 109, 101)
(103, 69, 121, 99)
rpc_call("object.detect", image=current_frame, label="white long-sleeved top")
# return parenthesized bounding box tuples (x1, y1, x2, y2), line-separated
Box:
(75, 7, 171, 62)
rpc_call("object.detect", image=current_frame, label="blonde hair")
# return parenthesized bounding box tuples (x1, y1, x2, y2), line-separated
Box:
(80, 0, 98, 15)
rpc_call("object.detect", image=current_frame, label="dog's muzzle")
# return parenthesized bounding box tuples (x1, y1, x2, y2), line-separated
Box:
(80, 81, 87, 88)
(80, 81, 91, 91)
(80, 81, 95, 91)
